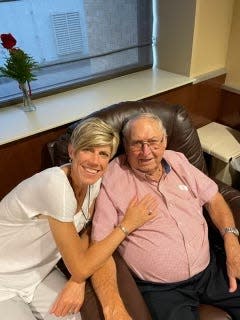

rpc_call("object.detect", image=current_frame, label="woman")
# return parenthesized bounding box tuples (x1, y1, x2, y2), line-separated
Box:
(0, 118, 158, 320)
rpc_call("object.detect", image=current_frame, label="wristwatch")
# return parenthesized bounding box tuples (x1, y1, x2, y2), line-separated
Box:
(222, 227, 239, 237)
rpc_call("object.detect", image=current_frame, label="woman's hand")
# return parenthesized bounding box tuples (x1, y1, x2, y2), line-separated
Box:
(121, 194, 158, 234)
(49, 279, 85, 317)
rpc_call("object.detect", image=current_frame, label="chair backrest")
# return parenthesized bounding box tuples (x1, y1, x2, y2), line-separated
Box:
(50, 100, 207, 173)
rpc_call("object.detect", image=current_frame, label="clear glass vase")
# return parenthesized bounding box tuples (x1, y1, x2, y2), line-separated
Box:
(19, 82, 36, 112)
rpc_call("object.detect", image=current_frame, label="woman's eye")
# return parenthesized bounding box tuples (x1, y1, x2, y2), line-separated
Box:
(100, 152, 110, 158)
(83, 148, 93, 152)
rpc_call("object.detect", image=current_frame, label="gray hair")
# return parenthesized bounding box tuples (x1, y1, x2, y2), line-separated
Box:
(122, 112, 167, 141)
(70, 117, 119, 158)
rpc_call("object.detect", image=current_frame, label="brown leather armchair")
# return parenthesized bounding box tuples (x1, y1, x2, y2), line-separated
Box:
(49, 100, 239, 320)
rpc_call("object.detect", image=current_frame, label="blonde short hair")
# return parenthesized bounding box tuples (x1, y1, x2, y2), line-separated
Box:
(70, 117, 119, 158)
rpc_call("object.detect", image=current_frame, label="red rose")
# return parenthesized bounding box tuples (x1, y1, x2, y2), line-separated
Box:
(1, 33, 17, 49)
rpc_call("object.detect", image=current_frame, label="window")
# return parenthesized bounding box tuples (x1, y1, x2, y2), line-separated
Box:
(0, 0, 153, 105)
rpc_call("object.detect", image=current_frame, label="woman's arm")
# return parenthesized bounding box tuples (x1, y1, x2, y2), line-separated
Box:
(48, 194, 158, 283)
(49, 227, 91, 317)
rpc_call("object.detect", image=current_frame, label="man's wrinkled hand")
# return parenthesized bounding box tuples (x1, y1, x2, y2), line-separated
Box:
(103, 301, 132, 320)
(226, 254, 240, 292)
(49, 279, 85, 317)
(225, 241, 240, 293)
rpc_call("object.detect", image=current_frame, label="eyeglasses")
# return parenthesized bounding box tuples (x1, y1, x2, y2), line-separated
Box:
(129, 136, 165, 151)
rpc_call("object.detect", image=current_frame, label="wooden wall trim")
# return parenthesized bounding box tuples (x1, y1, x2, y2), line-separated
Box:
(147, 74, 226, 128)
(217, 88, 240, 130)
(0, 125, 68, 199)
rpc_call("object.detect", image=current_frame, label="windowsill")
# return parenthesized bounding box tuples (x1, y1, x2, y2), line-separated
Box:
(0, 68, 194, 146)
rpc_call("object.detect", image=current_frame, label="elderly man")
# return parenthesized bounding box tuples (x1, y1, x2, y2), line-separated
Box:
(91, 113, 240, 320)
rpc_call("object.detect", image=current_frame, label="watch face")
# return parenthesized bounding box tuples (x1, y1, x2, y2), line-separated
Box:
(234, 229, 240, 236)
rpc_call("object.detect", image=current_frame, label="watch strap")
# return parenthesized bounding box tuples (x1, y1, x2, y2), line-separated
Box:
(222, 227, 239, 237)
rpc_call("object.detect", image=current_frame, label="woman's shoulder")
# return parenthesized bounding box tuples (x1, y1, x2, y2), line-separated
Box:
(1, 167, 74, 221)
(36, 166, 65, 177)
(13, 167, 70, 200)
(29, 166, 67, 184)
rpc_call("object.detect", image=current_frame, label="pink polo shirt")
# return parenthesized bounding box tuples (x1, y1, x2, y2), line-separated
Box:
(92, 150, 218, 283)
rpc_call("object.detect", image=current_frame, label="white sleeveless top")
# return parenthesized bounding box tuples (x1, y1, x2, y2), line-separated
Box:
(0, 167, 101, 302)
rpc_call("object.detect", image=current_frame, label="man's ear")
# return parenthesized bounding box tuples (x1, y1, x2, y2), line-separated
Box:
(123, 139, 128, 154)
(68, 144, 74, 160)
(163, 135, 168, 148)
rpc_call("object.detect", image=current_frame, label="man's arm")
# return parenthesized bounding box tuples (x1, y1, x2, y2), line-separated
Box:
(91, 256, 132, 320)
(206, 191, 240, 292)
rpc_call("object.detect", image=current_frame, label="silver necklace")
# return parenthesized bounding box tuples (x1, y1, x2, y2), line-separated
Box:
(82, 185, 92, 229)
(68, 167, 92, 229)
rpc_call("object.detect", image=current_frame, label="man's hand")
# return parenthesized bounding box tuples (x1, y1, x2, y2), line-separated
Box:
(91, 256, 132, 320)
(225, 235, 240, 292)
(226, 254, 240, 292)
(49, 279, 85, 317)
(103, 299, 132, 320)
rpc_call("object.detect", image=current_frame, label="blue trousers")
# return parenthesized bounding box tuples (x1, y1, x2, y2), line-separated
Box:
(135, 253, 240, 320)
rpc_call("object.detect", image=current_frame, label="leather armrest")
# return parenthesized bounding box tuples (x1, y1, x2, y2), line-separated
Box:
(199, 304, 231, 320)
(114, 252, 152, 320)
(214, 178, 240, 229)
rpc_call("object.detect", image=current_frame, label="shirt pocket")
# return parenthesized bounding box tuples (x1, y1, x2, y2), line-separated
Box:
(163, 184, 195, 201)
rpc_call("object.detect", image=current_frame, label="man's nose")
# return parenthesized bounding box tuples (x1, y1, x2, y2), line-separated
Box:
(142, 142, 151, 155)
